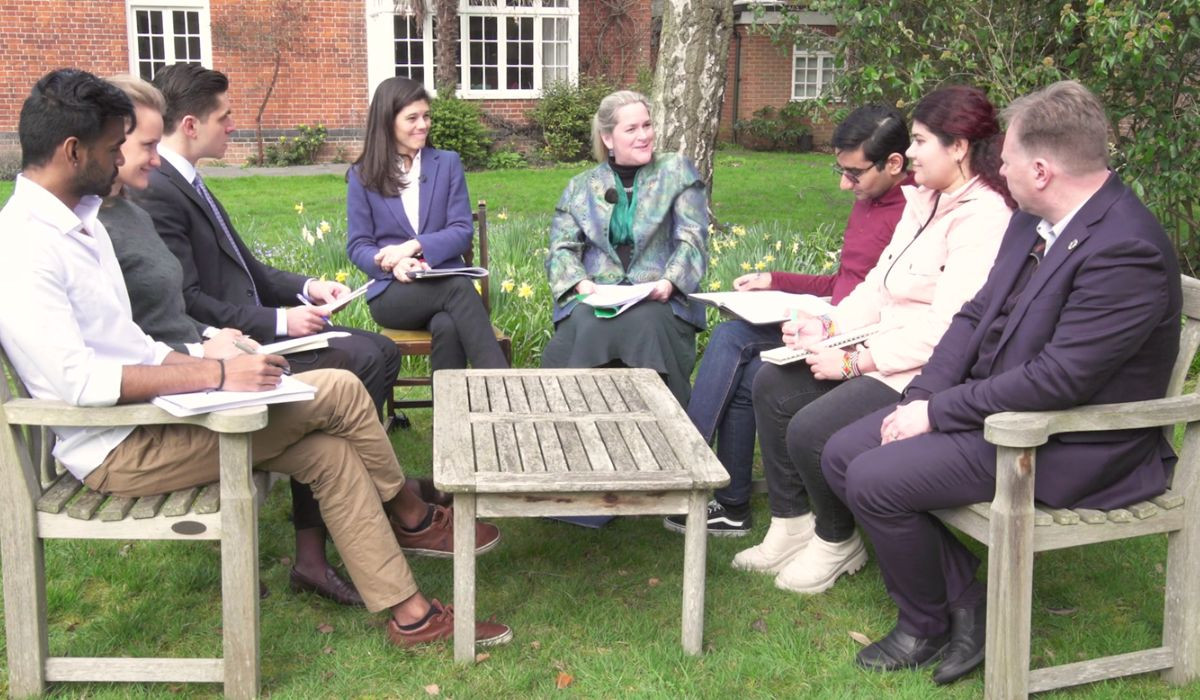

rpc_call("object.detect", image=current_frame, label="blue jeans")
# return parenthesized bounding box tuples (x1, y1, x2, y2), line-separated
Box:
(686, 320, 783, 507)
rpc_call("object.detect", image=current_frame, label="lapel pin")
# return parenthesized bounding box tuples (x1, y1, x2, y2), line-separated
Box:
(1067, 238, 1079, 251)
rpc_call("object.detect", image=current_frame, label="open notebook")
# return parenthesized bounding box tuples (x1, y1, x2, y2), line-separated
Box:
(689, 291, 833, 325)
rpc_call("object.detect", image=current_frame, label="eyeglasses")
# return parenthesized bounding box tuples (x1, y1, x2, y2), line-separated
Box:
(832, 161, 882, 184)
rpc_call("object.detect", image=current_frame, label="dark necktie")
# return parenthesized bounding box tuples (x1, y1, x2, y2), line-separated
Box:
(192, 173, 261, 305)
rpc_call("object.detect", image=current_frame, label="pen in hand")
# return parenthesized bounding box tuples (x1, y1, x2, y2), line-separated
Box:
(232, 339, 291, 376)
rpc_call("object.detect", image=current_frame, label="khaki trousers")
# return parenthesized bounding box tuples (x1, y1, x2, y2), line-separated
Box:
(85, 369, 417, 612)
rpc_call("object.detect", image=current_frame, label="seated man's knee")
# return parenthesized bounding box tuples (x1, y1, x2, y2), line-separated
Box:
(751, 362, 786, 405)
(428, 311, 459, 339)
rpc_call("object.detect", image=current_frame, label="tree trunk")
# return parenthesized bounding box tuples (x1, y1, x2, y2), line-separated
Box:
(434, 0, 459, 96)
(651, 0, 734, 195)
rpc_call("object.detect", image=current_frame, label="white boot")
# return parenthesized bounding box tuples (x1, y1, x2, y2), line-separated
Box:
(731, 513, 815, 574)
(774, 531, 867, 594)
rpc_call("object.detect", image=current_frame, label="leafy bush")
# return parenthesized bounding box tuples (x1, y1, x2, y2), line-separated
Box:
(530, 79, 614, 162)
(430, 98, 489, 170)
(486, 149, 528, 170)
(0, 150, 19, 180)
(759, 0, 1200, 267)
(259, 124, 327, 166)
(734, 103, 812, 152)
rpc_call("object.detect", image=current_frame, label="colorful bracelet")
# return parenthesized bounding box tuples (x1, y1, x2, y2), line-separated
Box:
(840, 350, 861, 380)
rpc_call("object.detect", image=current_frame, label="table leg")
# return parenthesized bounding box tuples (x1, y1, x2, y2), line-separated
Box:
(453, 494, 477, 663)
(681, 490, 707, 655)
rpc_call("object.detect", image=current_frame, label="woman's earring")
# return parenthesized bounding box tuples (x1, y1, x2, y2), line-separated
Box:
(608, 148, 614, 159)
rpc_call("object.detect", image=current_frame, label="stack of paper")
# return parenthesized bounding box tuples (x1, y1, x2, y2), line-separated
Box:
(689, 291, 834, 325)
(408, 266, 490, 279)
(579, 282, 658, 317)
(152, 374, 318, 417)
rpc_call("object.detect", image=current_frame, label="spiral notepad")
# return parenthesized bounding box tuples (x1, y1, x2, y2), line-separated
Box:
(760, 323, 885, 366)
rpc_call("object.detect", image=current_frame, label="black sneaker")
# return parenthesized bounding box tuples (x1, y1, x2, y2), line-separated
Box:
(663, 500, 751, 537)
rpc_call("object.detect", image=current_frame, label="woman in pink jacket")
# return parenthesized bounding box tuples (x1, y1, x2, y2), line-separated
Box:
(733, 86, 1015, 594)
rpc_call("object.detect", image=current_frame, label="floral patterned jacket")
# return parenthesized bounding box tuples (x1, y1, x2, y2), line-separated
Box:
(546, 152, 708, 327)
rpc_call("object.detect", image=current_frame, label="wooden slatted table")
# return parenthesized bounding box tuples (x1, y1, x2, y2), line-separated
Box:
(433, 368, 730, 662)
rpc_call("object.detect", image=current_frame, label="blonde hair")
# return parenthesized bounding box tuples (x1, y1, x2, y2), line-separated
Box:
(1001, 80, 1110, 176)
(105, 73, 166, 114)
(591, 90, 652, 163)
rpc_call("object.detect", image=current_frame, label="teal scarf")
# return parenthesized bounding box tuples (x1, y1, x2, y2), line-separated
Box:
(609, 178, 639, 247)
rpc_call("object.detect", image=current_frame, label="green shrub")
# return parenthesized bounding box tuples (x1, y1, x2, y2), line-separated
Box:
(258, 124, 327, 166)
(530, 79, 613, 162)
(734, 103, 812, 152)
(430, 97, 489, 170)
(486, 149, 528, 170)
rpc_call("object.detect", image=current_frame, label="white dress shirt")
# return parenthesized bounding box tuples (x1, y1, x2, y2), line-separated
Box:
(0, 176, 174, 479)
(400, 150, 421, 234)
(1036, 199, 1087, 255)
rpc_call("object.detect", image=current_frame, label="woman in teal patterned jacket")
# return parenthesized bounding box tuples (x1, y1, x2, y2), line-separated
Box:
(542, 90, 708, 405)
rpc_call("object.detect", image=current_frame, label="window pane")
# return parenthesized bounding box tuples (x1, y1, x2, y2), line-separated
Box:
(136, 10, 149, 34)
(187, 11, 198, 33)
(150, 11, 162, 34)
(138, 61, 154, 81)
(151, 36, 165, 61)
(173, 11, 185, 35)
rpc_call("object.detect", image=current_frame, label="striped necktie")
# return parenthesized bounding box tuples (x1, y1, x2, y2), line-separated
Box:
(192, 173, 261, 305)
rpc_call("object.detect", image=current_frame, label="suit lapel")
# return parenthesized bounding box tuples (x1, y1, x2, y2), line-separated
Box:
(159, 159, 243, 262)
(384, 195, 417, 238)
(991, 174, 1122, 355)
(587, 166, 620, 262)
(417, 148, 438, 235)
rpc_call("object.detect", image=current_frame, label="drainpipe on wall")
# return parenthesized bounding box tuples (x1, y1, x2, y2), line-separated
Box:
(731, 26, 743, 146)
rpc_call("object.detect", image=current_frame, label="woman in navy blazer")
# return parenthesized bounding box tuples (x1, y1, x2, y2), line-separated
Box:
(346, 77, 507, 371)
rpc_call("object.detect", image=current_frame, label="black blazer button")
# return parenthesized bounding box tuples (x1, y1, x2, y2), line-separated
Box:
(246, 290, 254, 298)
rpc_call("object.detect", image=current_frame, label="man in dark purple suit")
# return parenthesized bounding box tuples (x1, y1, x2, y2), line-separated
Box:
(820, 80, 1181, 684)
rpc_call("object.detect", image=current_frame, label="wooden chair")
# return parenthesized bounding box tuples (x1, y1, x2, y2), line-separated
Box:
(380, 200, 512, 430)
(933, 274, 1200, 697)
(0, 347, 269, 699)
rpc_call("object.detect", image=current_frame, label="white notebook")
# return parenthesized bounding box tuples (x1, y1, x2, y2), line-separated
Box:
(689, 291, 833, 325)
(760, 324, 885, 366)
(258, 331, 351, 356)
(152, 374, 318, 417)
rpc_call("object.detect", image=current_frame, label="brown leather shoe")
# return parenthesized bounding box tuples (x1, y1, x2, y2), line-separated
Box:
(392, 505, 501, 558)
(385, 599, 513, 648)
(289, 566, 365, 607)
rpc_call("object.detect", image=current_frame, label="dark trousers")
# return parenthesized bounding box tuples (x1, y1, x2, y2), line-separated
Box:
(752, 363, 900, 541)
(279, 325, 401, 530)
(821, 406, 994, 637)
(368, 276, 508, 372)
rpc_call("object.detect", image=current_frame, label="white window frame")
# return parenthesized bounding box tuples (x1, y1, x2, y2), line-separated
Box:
(365, 0, 578, 101)
(790, 48, 837, 101)
(125, 0, 212, 80)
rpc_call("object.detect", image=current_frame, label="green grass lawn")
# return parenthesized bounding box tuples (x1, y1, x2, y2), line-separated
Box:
(2, 153, 1197, 698)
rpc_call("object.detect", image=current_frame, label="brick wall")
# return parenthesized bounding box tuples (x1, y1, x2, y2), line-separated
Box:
(716, 25, 835, 149)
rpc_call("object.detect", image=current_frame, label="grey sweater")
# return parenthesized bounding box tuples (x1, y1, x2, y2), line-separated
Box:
(99, 196, 207, 352)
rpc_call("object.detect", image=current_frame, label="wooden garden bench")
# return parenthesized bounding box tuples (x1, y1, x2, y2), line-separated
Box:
(933, 274, 1200, 697)
(0, 347, 269, 699)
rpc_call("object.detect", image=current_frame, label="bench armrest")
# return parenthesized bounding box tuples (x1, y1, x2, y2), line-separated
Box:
(984, 394, 1200, 448)
(2, 398, 268, 433)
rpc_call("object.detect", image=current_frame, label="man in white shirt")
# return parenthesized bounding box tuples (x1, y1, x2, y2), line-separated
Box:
(0, 69, 511, 649)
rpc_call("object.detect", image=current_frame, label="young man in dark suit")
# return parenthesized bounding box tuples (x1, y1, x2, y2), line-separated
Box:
(131, 64, 402, 607)
(820, 80, 1182, 683)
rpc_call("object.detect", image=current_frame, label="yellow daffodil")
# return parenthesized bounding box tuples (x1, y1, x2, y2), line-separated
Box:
(764, 254, 775, 263)
(826, 250, 840, 260)
(740, 262, 752, 271)
(754, 261, 766, 271)
(500, 278, 515, 293)
(497, 210, 509, 221)
(517, 282, 534, 299)
(731, 225, 747, 237)
(791, 241, 800, 253)
(707, 224, 716, 234)
(708, 280, 722, 291)
(710, 257, 719, 266)
(822, 260, 834, 271)
(302, 226, 315, 246)
(318, 220, 331, 234)
(711, 240, 722, 253)
(335, 270, 348, 284)
(775, 240, 783, 251)
(294, 202, 304, 214)
(726, 238, 737, 249)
